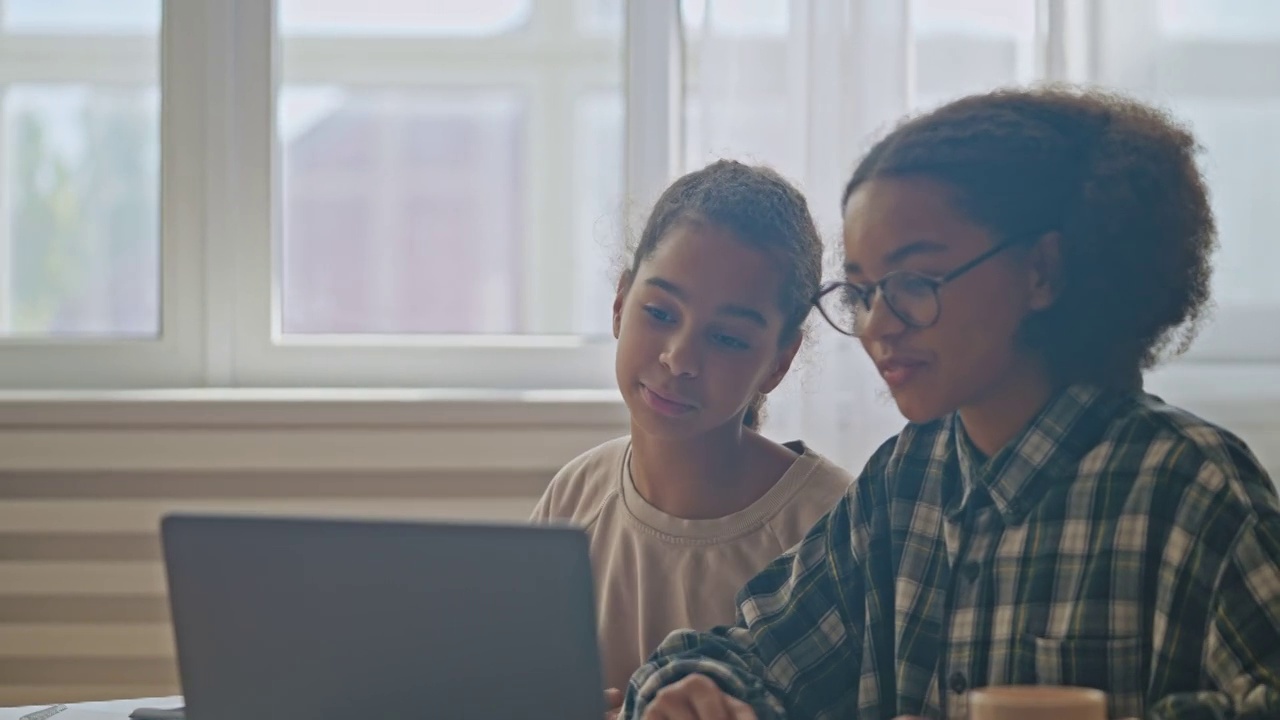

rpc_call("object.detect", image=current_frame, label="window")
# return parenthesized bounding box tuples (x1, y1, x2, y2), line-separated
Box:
(0, 1, 159, 341)
(0, 0, 1277, 390)
(277, 0, 620, 337)
(225, 0, 626, 389)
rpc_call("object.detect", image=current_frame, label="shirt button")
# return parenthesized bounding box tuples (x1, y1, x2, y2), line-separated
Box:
(963, 561, 980, 582)
(949, 671, 967, 695)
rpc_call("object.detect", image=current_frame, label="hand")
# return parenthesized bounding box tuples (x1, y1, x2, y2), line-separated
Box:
(642, 674, 757, 719)
(605, 688, 624, 720)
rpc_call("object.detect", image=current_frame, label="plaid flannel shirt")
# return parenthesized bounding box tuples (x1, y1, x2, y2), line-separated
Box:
(621, 385, 1280, 720)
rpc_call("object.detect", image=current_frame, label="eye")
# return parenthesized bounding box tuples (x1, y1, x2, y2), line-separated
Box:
(891, 273, 937, 299)
(710, 332, 750, 351)
(842, 284, 873, 310)
(643, 305, 675, 324)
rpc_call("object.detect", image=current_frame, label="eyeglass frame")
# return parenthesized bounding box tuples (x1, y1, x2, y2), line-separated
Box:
(812, 232, 1044, 337)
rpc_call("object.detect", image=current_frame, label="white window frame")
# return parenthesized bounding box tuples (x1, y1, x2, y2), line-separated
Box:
(227, 0, 673, 389)
(0, 0, 205, 388)
(0, 0, 1275, 391)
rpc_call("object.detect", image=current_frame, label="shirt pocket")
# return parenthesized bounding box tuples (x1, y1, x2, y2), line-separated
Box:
(1028, 634, 1145, 719)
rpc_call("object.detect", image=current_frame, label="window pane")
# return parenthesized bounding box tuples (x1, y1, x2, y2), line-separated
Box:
(1, 86, 159, 338)
(1167, 101, 1280, 309)
(1160, 0, 1280, 38)
(577, 0, 621, 36)
(572, 92, 623, 337)
(280, 0, 531, 37)
(280, 89, 525, 334)
(683, 0, 789, 37)
(681, 0, 795, 175)
(684, 97, 793, 174)
(912, 0, 1037, 109)
(4, 0, 159, 33)
(278, 1, 624, 336)
(606, 0, 789, 38)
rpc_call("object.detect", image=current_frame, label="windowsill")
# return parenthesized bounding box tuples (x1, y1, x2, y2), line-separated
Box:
(0, 386, 629, 429)
(0, 360, 1272, 431)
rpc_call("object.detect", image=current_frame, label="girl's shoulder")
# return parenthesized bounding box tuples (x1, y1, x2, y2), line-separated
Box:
(1107, 393, 1276, 517)
(535, 436, 631, 525)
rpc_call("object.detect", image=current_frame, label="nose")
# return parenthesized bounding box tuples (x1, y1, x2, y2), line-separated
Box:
(857, 288, 906, 342)
(659, 329, 701, 378)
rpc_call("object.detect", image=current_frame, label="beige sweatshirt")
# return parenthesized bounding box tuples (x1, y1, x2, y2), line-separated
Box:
(531, 436, 854, 690)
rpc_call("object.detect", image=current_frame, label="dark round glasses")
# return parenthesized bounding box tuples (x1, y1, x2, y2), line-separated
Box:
(814, 234, 1038, 337)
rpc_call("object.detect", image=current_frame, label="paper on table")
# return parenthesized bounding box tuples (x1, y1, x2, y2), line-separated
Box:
(0, 698, 184, 720)
(31, 707, 122, 712)
(12, 708, 121, 720)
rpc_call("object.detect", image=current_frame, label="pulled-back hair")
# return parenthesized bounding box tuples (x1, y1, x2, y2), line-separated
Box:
(626, 160, 823, 428)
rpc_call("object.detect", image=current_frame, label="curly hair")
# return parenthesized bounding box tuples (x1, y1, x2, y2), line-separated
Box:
(626, 159, 824, 428)
(843, 86, 1216, 387)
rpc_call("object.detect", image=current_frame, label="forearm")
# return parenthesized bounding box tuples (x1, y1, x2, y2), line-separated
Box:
(622, 627, 789, 719)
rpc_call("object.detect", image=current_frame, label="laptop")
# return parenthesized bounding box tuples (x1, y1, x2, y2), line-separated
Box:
(160, 514, 605, 720)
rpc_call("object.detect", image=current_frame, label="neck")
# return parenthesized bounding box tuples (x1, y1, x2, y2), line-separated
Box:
(628, 422, 762, 520)
(958, 356, 1056, 458)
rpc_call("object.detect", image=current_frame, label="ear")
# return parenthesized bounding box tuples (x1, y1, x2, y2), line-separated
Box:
(757, 332, 803, 396)
(1026, 231, 1063, 312)
(612, 272, 633, 340)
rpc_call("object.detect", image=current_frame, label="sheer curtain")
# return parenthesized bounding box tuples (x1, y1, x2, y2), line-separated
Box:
(679, 0, 1280, 471)
(680, 0, 945, 469)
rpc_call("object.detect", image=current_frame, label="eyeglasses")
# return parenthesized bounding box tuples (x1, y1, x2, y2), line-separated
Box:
(813, 234, 1038, 337)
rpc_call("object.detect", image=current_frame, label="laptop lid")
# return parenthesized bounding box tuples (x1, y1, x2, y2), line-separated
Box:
(161, 514, 604, 720)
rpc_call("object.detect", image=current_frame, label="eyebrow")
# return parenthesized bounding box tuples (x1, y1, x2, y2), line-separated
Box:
(843, 239, 952, 276)
(644, 277, 769, 327)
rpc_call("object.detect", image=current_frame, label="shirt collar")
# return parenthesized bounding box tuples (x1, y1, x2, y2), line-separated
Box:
(949, 383, 1130, 525)
(946, 420, 989, 519)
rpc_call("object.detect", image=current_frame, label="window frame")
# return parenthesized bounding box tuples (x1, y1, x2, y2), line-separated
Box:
(229, 0, 657, 389)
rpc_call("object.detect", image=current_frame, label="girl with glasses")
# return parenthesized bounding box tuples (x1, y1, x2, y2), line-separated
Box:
(618, 89, 1280, 720)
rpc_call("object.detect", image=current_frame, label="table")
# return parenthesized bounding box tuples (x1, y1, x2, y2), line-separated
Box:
(0, 698, 183, 720)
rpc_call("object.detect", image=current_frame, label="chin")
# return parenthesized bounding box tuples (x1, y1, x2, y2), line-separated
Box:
(631, 412, 704, 440)
(888, 387, 954, 425)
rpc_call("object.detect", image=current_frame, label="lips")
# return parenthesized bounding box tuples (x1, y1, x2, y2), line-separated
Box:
(639, 384, 697, 417)
(876, 356, 930, 390)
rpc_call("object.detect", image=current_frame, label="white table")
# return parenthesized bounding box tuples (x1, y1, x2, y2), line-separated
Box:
(0, 697, 182, 720)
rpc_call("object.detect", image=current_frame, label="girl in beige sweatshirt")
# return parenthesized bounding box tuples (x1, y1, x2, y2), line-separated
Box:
(532, 160, 854, 691)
